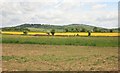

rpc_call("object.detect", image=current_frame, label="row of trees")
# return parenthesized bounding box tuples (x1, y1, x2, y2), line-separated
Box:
(64, 28, 86, 32)
(2, 27, 30, 32)
(23, 28, 114, 36)
(46, 29, 55, 36)
(45, 29, 91, 36)
(23, 29, 56, 36)
(64, 27, 114, 32)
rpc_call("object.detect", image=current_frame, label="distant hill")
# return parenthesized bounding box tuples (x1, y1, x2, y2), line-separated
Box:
(1, 24, 119, 32)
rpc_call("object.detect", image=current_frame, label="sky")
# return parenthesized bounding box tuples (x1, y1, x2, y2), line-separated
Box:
(0, 0, 119, 28)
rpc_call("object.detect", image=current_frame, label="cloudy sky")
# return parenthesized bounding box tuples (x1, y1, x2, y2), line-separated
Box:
(0, 0, 119, 28)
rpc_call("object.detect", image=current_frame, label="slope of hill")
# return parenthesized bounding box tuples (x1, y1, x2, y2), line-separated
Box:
(16, 24, 106, 32)
(1, 24, 119, 32)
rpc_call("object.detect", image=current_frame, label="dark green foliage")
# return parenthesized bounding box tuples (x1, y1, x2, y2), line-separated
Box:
(17, 24, 63, 29)
(23, 31, 28, 35)
(75, 28, 80, 32)
(110, 29, 113, 32)
(2, 27, 30, 32)
(118, 28, 120, 32)
(51, 29, 55, 36)
(93, 27, 99, 32)
(64, 28, 69, 32)
(81, 28, 86, 32)
(71, 28, 74, 32)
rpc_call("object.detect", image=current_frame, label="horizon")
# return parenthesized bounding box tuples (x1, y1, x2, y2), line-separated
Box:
(1, 23, 119, 29)
(0, 0, 119, 29)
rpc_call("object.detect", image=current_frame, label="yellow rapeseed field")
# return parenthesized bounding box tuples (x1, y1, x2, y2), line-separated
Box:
(1, 31, 23, 35)
(55, 32, 88, 36)
(91, 33, 119, 37)
(1, 31, 120, 37)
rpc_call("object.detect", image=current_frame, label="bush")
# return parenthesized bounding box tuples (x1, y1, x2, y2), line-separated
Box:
(51, 29, 55, 36)
(23, 31, 28, 35)
(76, 34, 79, 36)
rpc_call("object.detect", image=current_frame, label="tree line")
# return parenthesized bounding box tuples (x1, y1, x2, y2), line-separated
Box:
(64, 27, 115, 33)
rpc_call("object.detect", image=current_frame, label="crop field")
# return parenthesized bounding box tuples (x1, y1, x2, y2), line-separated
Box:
(1, 34, 119, 47)
(1, 34, 119, 71)
(2, 44, 118, 71)
(1, 31, 120, 37)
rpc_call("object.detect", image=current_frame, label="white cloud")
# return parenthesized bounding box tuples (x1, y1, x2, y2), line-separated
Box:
(92, 4, 107, 10)
(0, 0, 118, 28)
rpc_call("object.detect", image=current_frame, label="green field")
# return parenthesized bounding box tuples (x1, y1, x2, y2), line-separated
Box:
(1, 34, 119, 47)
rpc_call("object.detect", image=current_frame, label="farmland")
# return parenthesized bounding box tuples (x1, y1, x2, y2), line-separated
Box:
(1, 1, 119, 71)
(1, 31, 120, 37)
(2, 44, 118, 71)
(1, 27, 119, 71)
(1, 34, 119, 47)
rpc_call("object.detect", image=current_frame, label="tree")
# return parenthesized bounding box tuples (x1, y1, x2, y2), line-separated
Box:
(119, 28, 120, 32)
(110, 29, 113, 32)
(23, 31, 28, 35)
(65, 28, 69, 32)
(88, 31, 91, 36)
(93, 27, 100, 32)
(81, 28, 86, 32)
(75, 28, 79, 32)
(71, 28, 74, 32)
(51, 29, 55, 36)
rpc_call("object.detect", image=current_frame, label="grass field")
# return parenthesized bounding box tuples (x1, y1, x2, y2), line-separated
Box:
(1, 34, 119, 47)
(2, 44, 118, 71)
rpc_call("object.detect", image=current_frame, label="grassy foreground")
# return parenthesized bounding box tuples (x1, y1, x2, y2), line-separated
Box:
(2, 44, 118, 71)
(1, 34, 119, 47)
